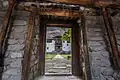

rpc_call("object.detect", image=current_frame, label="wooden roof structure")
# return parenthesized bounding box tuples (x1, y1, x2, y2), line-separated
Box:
(18, 0, 120, 8)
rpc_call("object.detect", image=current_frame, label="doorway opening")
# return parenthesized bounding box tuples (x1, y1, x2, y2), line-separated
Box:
(45, 27, 72, 75)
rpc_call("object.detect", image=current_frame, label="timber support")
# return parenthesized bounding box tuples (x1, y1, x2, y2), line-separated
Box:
(79, 13, 92, 80)
(102, 7, 120, 69)
(22, 5, 37, 80)
(0, 0, 15, 73)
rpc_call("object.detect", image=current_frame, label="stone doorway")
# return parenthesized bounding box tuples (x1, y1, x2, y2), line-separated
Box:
(38, 18, 82, 77)
(45, 27, 72, 75)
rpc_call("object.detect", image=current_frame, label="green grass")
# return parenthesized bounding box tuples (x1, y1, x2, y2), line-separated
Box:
(45, 53, 72, 60)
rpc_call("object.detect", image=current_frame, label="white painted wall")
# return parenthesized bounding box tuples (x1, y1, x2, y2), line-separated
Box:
(46, 40, 55, 52)
(62, 41, 71, 52)
(46, 40, 71, 52)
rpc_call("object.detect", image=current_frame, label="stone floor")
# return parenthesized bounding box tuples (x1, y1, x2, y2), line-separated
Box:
(35, 76, 82, 80)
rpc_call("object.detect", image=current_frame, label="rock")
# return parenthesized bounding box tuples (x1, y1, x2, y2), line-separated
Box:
(106, 76, 115, 80)
(100, 74, 106, 80)
(10, 59, 21, 68)
(13, 20, 27, 26)
(4, 68, 21, 75)
(8, 39, 18, 45)
(11, 52, 22, 58)
(102, 68, 114, 76)
(14, 26, 26, 33)
(8, 75, 21, 80)
(92, 67, 101, 77)
(3, 1, 9, 8)
(7, 45, 24, 51)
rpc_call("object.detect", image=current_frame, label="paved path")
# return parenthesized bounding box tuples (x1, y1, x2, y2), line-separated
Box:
(45, 57, 71, 74)
(35, 76, 82, 80)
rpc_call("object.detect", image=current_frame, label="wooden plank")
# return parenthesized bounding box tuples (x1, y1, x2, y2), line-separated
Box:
(102, 8, 120, 69)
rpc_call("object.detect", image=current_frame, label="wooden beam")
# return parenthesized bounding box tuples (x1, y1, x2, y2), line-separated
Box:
(22, 0, 115, 7)
(47, 23, 72, 27)
(24, 6, 80, 18)
(22, 7, 36, 80)
(102, 7, 120, 69)
(0, 0, 15, 53)
(0, 0, 15, 65)
(44, 0, 114, 7)
(80, 13, 92, 80)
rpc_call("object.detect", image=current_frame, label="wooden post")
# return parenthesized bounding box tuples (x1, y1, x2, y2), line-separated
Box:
(22, 6, 36, 80)
(79, 13, 92, 80)
(102, 7, 120, 69)
(38, 17, 46, 75)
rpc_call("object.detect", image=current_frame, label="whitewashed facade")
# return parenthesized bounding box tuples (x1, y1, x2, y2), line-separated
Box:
(46, 40, 55, 52)
(46, 40, 71, 53)
(62, 41, 71, 52)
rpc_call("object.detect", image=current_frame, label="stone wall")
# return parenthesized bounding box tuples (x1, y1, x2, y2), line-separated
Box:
(0, 0, 9, 33)
(86, 15, 120, 80)
(28, 16, 40, 80)
(2, 9, 30, 80)
(112, 14, 120, 51)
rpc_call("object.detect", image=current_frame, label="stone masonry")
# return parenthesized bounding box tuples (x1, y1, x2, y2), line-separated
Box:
(86, 16, 120, 80)
(1, 9, 30, 80)
(0, 1, 120, 80)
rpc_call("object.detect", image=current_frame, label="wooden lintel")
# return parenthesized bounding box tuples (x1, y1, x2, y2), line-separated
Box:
(24, 6, 81, 18)
(47, 24, 72, 27)
(22, 0, 115, 7)
(102, 8, 120, 69)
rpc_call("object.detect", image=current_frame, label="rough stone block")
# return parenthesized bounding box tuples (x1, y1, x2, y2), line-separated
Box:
(10, 59, 21, 68)
(13, 20, 27, 26)
(4, 68, 21, 75)
(8, 39, 18, 45)
(102, 68, 114, 76)
(14, 26, 27, 33)
(3, 1, 9, 8)
(92, 67, 101, 77)
(10, 52, 23, 58)
(7, 44, 24, 51)
(8, 75, 21, 80)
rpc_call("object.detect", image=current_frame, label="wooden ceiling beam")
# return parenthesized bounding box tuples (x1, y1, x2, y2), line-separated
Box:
(24, 6, 81, 18)
(20, 0, 117, 7)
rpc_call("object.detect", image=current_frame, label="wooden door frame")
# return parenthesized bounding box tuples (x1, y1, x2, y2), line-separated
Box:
(39, 17, 83, 77)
